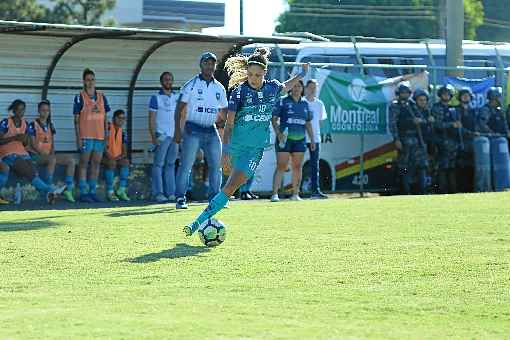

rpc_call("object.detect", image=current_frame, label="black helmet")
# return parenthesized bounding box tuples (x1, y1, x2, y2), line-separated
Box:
(487, 87, 503, 100)
(395, 82, 412, 96)
(437, 84, 455, 98)
(457, 87, 474, 101)
(413, 88, 430, 101)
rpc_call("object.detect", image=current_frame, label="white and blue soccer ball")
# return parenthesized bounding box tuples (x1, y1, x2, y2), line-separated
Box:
(198, 218, 226, 247)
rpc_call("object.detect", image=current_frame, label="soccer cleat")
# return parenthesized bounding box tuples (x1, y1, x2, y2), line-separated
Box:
(62, 190, 75, 203)
(54, 185, 67, 195)
(106, 191, 119, 202)
(240, 192, 253, 200)
(155, 194, 168, 203)
(290, 194, 303, 201)
(270, 194, 280, 202)
(176, 197, 188, 209)
(46, 191, 56, 205)
(116, 188, 130, 202)
(311, 191, 328, 200)
(0, 196, 10, 205)
(248, 191, 259, 199)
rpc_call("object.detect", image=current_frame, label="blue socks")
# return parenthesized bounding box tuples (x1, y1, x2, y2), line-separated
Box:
(46, 174, 53, 186)
(32, 177, 51, 193)
(79, 179, 88, 195)
(104, 170, 114, 192)
(0, 172, 8, 190)
(88, 179, 97, 195)
(65, 175, 74, 190)
(119, 166, 129, 189)
(190, 191, 229, 233)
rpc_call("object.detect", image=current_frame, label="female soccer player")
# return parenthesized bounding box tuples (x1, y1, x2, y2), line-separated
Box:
(271, 80, 315, 202)
(183, 48, 309, 236)
(28, 100, 76, 202)
(0, 100, 56, 204)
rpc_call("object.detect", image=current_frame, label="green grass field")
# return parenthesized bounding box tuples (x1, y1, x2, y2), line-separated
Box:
(1, 193, 510, 339)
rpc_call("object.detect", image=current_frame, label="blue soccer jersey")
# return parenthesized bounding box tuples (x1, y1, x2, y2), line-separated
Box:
(228, 79, 283, 150)
(273, 96, 313, 141)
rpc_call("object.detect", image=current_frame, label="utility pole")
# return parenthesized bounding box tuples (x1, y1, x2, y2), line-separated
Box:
(446, 0, 464, 77)
(438, 0, 447, 39)
(240, 0, 244, 35)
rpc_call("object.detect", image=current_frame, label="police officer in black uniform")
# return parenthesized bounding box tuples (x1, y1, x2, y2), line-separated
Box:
(455, 87, 480, 192)
(389, 83, 429, 194)
(432, 84, 461, 194)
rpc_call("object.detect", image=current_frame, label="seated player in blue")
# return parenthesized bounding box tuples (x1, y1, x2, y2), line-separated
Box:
(183, 47, 309, 236)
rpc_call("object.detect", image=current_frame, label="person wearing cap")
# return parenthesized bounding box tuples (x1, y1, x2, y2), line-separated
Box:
(432, 84, 460, 194)
(173, 51, 228, 209)
(389, 83, 428, 194)
(28, 100, 76, 202)
(149, 71, 180, 203)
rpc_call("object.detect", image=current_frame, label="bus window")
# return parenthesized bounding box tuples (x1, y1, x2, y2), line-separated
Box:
(399, 57, 427, 75)
(463, 57, 496, 79)
(301, 54, 357, 74)
(362, 57, 400, 78)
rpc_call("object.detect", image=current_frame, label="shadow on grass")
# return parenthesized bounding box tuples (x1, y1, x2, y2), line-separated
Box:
(0, 219, 59, 232)
(105, 207, 180, 218)
(126, 243, 210, 263)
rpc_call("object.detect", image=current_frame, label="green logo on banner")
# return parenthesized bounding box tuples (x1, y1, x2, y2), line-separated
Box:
(318, 71, 388, 134)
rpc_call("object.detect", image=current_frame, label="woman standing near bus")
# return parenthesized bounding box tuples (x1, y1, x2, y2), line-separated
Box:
(271, 80, 315, 202)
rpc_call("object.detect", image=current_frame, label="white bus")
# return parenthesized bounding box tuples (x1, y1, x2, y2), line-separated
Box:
(242, 40, 510, 194)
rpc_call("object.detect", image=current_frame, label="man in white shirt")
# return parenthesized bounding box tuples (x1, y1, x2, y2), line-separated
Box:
(148, 71, 180, 203)
(173, 52, 228, 209)
(304, 79, 328, 199)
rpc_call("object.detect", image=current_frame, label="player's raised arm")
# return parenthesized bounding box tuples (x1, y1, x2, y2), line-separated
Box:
(282, 63, 310, 93)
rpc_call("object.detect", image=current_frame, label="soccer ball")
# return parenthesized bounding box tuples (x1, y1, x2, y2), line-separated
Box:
(198, 218, 227, 247)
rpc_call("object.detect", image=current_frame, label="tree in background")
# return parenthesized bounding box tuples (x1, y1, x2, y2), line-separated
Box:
(477, 0, 510, 42)
(48, 0, 116, 26)
(0, 0, 48, 22)
(276, 0, 484, 40)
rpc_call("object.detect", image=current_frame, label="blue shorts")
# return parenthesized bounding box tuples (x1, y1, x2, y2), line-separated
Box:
(231, 148, 264, 179)
(276, 138, 306, 153)
(81, 139, 105, 153)
(2, 154, 31, 166)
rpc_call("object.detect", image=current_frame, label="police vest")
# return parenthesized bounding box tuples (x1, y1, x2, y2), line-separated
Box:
(395, 101, 419, 137)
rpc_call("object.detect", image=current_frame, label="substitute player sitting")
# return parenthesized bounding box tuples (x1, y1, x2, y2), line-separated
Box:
(103, 109, 130, 201)
(28, 100, 76, 203)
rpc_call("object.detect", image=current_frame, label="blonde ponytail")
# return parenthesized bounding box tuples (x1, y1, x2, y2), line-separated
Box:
(224, 55, 249, 89)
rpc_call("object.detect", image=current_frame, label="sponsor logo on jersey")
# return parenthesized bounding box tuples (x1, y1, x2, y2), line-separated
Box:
(197, 107, 218, 114)
(244, 113, 272, 122)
